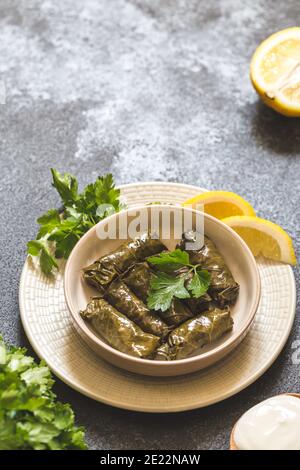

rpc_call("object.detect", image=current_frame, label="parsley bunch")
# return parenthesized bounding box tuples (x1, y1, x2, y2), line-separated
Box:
(0, 337, 87, 450)
(147, 249, 211, 312)
(27, 169, 123, 275)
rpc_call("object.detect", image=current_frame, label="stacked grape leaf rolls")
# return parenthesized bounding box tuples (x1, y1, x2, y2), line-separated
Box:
(80, 232, 237, 360)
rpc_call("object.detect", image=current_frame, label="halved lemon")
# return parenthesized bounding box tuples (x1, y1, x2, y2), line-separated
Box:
(250, 27, 300, 116)
(182, 191, 256, 219)
(222, 216, 296, 265)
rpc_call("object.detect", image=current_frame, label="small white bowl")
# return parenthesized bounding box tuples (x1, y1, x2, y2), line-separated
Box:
(64, 205, 260, 376)
(230, 393, 300, 450)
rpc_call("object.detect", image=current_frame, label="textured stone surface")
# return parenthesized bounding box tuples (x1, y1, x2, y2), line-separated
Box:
(0, 0, 299, 450)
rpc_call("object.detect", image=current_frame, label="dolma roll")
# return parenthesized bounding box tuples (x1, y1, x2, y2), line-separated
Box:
(83, 232, 166, 293)
(122, 262, 153, 303)
(106, 280, 170, 337)
(80, 298, 160, 358)
(178, 231, 239, 307)
(123, 262, 194, 327)
(155, 308, 233, 361)
(158, 298, 194, 326)
(184, 293, 212, 315)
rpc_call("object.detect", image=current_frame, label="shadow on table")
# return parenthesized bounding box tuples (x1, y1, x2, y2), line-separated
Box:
(251, 101, 300, 156)
(18, 320, 37, 357)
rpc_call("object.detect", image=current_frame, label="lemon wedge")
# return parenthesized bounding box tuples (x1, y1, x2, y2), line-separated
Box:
(182, 191, 256, 219)
(250, 27, 300, 116)
(222, 216, 296, 265)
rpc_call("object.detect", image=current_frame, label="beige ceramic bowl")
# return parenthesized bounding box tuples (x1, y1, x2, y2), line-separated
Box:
(230, 393, 300, 450)
(64, 205, 260, 376)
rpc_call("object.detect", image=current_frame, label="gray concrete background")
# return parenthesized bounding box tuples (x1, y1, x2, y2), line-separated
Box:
(0, 0, 299, 450)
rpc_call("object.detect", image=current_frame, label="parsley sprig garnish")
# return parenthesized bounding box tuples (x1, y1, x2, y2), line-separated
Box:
(27, 169, 124, 275)
(147, 248, 211, 312)
(0, 336, 87, 450)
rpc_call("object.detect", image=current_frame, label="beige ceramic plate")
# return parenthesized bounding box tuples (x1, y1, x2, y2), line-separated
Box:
(19, 183, 296, 412)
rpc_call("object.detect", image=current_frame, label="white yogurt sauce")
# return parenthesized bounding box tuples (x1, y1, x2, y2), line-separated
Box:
(234, 395, 300, 450)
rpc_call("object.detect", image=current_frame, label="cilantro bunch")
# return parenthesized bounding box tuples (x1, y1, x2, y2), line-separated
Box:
(147, 249, 211, 312)
(27, 169, 123, 275)
(0, 337, 87, 450)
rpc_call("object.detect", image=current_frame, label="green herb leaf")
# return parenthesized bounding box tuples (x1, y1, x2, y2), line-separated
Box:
(27, 240, 58, 274)
(187, 269, 211, 298)
(147, 248, 211, 307)
(76, 174, 121, 219)
(36, 209, 61, 239)
(39, 249, 58, 275)
(0, 336, 87, 450)
(54, 233, 79, 259)
(147, 248, 190, 272)
(51, 168, 78, 206)
(27, 240, 44, 256)
(95, 203, 116, 219)
(27, 170, 123, 275)
(37, 209, 61, 226)
(94, 174, 120, 206)
(147, 272, 190, 312)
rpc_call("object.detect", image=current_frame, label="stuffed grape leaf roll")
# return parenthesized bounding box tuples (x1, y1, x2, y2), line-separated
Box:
(106, 280, 170, 337)
(83, 233, 166, 293)
(155, 307, 233, 360)
(184, 293, 212, 315)
(80, 298, 160, 358)
(123, 262, 194, 327)
(122, 262, 153, 303)
(178, 231, 239, 307)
